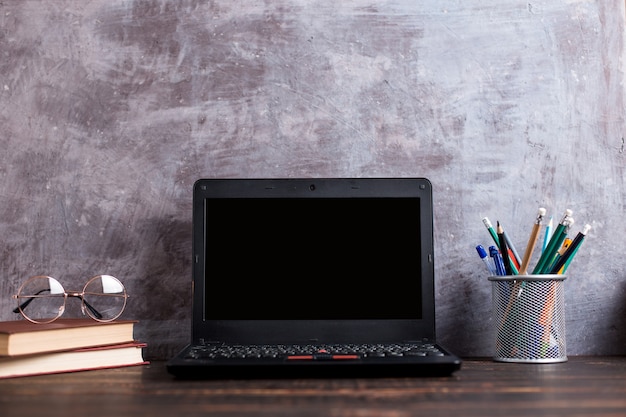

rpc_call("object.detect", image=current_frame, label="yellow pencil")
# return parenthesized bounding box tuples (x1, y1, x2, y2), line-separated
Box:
(519, 207, 546, 274)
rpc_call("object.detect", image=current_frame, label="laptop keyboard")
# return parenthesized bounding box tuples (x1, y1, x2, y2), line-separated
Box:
(185, 341, 447, 360)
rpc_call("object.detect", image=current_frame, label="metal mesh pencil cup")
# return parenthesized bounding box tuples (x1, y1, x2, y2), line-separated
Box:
(488, 274, 567, 363)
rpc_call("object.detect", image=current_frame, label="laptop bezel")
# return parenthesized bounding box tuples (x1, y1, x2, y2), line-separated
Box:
(190, 178, 437, 345)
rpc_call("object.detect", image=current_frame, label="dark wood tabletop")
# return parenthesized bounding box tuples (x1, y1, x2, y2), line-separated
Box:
(1, 357, 625, 417)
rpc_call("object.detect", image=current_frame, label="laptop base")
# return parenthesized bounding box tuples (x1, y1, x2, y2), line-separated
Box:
(167, 343, 462, 379)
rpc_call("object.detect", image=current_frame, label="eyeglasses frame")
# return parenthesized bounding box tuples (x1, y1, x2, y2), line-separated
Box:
(12, 275, 128, 324)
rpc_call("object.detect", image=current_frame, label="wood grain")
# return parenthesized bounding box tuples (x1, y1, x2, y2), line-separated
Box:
(1, 358, 626, 417)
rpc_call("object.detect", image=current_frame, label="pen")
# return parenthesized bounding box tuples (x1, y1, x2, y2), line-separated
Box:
(519, 207, 547, 274)
(550, 224, 591, 274)
(532, 209, 574, 274)
(476, 244, 497, 275)
(489, 245, 506, 276)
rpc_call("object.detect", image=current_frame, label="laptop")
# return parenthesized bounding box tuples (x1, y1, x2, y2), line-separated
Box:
(167, 178, 462, 378)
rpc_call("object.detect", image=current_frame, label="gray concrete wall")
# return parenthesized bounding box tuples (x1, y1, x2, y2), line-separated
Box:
(1, 0, 624, 360)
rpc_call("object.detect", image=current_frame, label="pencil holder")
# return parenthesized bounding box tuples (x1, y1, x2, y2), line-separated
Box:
(488, 275, 567, 363)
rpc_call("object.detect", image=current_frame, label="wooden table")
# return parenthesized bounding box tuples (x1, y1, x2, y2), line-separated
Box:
(1, 357, 625, 417)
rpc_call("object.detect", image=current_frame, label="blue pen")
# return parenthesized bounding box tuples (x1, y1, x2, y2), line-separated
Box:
(476, 245, 497, 275)
(489, 245, 506, 276)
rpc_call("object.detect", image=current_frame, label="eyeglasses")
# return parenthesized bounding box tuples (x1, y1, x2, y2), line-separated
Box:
(12, 275, 128, 324)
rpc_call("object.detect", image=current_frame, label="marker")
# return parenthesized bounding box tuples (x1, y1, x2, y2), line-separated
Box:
(519, 207, 547, 274)
(476, 245, 497, 275)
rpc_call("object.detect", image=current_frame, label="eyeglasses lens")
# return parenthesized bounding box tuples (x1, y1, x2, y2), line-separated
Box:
(16, 276, 66, 323)
(82, 275, 127, 321)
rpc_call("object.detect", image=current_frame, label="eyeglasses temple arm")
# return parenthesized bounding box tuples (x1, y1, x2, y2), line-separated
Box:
(13, 290, 115, 321)
(79, 296, 104, 320)
(12, 289, 49, 314)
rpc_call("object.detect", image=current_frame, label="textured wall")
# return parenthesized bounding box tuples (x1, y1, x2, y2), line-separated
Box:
(1, 1, 625, 360)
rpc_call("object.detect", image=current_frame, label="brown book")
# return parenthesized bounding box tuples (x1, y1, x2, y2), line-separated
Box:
(0, 341, 148, 379)
(0, 319, 137, 356)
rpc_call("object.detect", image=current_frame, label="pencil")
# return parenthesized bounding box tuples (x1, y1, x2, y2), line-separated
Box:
(519, 207, 547, 275)
(550, 224, 591, 274)
(532, 209, 573, 274)
(539, 281, 557, 357)
(482, 217, 500, 247)
(547, 238, 572, 274)
(483, 217, 519, 274)
(503, 227, 522, 270)
(497, 221, 513, 275)
(542, 216, 553, 253)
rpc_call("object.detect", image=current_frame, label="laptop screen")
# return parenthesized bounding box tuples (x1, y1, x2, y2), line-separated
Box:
(204, 196, 422, 320)
(192, 178, 436, 344)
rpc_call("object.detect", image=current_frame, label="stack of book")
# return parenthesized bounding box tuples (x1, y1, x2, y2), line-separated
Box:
(0, 318, 148, 379)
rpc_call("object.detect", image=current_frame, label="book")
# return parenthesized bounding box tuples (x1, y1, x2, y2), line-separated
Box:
(0, 341, 148, 379)
(0, 318, 137, 356)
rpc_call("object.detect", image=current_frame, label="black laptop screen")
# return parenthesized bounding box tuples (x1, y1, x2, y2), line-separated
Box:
(203, 196, 422, 320)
